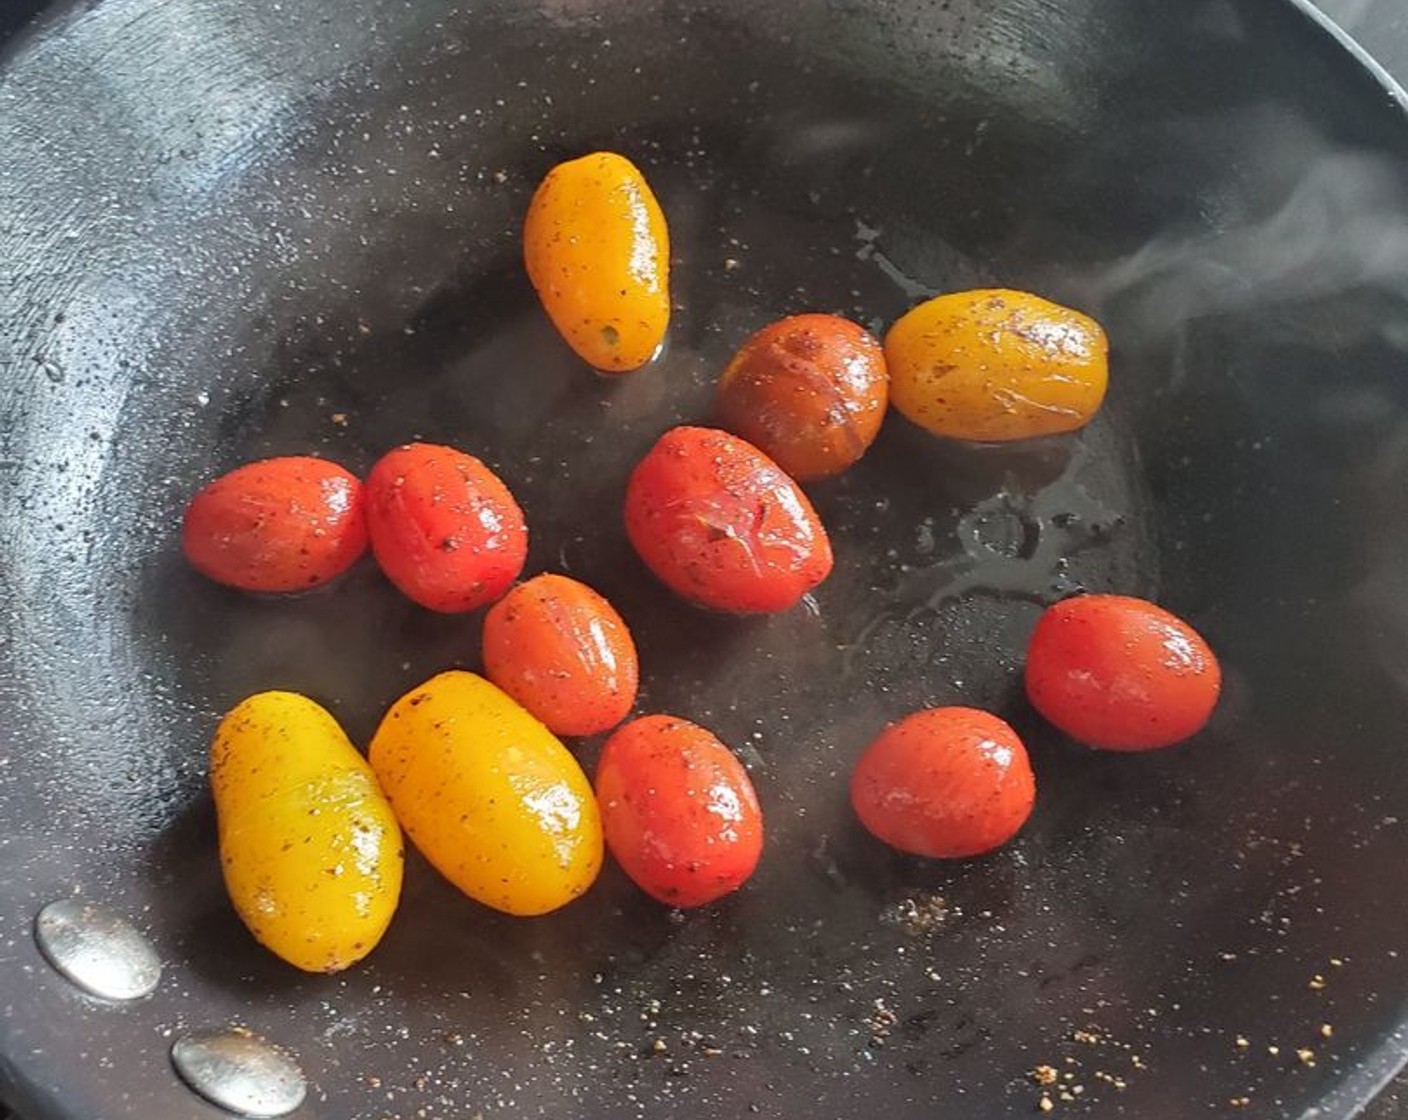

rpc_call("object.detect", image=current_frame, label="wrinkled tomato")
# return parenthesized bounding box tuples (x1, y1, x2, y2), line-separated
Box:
(482, 573, 638, 737)
(364, 442, 527, 613)
(716, 313, 888, 481)
(623, 425, 832, 613)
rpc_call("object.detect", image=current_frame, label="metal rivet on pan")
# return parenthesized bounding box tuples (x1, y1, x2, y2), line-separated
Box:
(34, 898, 163, 1002)
(171, 1028, 308, 1118)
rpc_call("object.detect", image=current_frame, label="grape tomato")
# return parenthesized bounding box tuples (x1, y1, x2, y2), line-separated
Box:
(365, 442, 528, 613)
(595, 714, 763, 908)
(182, 456, 367, 593)
(482, 573, 638, 737)
(624, 425, 833, 613)
(1025, 594, 1221, 751)
(851, 706, 1035, 859)
(716, 313, 888, 481)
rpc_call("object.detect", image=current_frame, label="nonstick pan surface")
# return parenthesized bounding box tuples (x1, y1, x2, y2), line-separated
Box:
(2, 0, 1407, 1117)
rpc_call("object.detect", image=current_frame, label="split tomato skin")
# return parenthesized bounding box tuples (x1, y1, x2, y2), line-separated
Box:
(850, 707, 1035, 859)
(595, 715, 764, 908)
(715, 313, 889, 481)
(1024, 594, 1221, 751)
(364, 442, 528, 613)
(481, 573, 639, 738)
(623, 425, 833, 613)
(182, 456, 367, 592)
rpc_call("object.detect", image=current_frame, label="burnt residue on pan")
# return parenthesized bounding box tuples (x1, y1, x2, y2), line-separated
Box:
(2, 1, 1407, 1118)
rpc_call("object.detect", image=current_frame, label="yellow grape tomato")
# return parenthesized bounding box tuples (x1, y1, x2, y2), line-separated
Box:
(210, 690, 404, 973)
(523, 151, 670, 373)
(368, 670, 603, 917)
(885, 288, 1109, 442)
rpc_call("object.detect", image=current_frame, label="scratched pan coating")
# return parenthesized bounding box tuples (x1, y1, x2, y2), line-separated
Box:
(2, 0, 1407, 1117)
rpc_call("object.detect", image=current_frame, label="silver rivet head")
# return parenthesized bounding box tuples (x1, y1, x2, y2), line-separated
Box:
(171, 1028, 307, 1118)
(34, 898, 163, 1001)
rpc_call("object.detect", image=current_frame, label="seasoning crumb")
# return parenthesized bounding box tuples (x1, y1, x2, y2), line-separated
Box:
(1235, 1036, 1250, 1050)
(1297, 1048, 1316, 1067)
(1130, 1054, 1146, 1070)
(651, 1039, 667, 1054)
(1073, 1029, 1102, 1045)
(1320, 1024, 1334, 1039)
(330, 412, 348, 426)
(492, 169, 508, 184)
(723, 258, 741, 271)
(1268, 1046, 1280, 1057)
(1093, 1071, 1128, 1090)
(1219, 952, 1239, 962)
(1230, 1097, 1251, 1108)
(1037, 1095, 1054, 1113)
(882, 893, 951, 936)
(1330, 957, 1345, 967)
(1031, 1065, 1059, 1087)
(1309, 975, 1327, 990)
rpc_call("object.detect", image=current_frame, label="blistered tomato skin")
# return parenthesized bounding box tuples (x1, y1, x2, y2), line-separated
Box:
(524, 151, 670, 373)
(364, 442, 528, 613)
(1025, 594, 1221, 751)
(716, 313, 889, 481)
(623, 426, 833, 613)
(482, 573, 638, 738)
(182, 456, 367, 592)
(885, 288, 1108, 442)
(595, 715, 763, 908)
(211, 691, 403, 973)
(368, 670, 603, 916)
(850, 707, 1035, 859)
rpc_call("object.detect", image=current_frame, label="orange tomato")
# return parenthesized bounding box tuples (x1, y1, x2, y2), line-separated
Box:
(1025, 594, 1221, 751)
(624, 426, 833, 613)
(716, 313, 889, 480)
(481, 573, 639, 737)
(181, 456, 367, 593)
(523, 151, 670, 373)
(595, 715, 763, 907)
(364, 442, 528, 614)
(851, 707, 1035, 859)
(885, 288, 1108, 442)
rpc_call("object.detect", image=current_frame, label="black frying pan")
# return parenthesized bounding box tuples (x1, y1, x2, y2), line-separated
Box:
(3, 0, 1407, 1117)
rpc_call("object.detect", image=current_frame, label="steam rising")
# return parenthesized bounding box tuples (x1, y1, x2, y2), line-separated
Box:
(1084, 147, 1408, 340)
